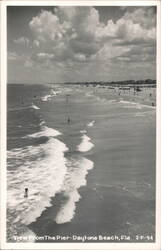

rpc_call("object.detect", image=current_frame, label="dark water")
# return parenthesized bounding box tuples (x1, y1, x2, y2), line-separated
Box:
(7, 84, 156, 243)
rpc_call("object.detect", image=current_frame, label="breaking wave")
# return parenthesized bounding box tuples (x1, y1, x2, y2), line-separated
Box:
(55, 157, 94, 224)
(87, 120, 95, 127)
(23, 125, 61, 138)
(8, 104, 40, 112)
(77, 134, 94, 152)
(119, 100, 156, 109)
(41, 95, 52, 102)
(31, 104, 40, 110)
(7, 133, 68, 241)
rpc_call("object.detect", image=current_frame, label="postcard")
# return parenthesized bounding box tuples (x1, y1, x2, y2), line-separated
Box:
(0, 1, 161, 249)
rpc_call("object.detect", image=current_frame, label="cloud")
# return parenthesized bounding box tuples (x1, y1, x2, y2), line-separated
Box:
(29, 7, 102, 61)
(33, 40, 40, 47)
(123, 7, 156, 29)
(30, 52, 55, 65)
(24, 58, 33, 68)
(14, 36, 30, 46)
(8, 51, 23, 61)
(29, 10, 63, 42)
(37, 52, 54, 60)
(26, 6, 156, 81)
(74, 53, 86, 62)
(8, 52, 18, 61)
(113, 44, 156, 64)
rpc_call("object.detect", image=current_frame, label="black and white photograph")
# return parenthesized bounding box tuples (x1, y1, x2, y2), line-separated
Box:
(0, 1, 161, 249)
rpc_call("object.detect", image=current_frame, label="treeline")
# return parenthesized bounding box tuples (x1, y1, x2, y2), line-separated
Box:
(63, 79, 156, 86)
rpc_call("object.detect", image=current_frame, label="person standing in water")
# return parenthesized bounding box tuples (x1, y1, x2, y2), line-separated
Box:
(67, 117, 71, 124)
(24, 188, 28, 198)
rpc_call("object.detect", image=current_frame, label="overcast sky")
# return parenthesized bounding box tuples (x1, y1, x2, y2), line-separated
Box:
(7, 6, 156, 84)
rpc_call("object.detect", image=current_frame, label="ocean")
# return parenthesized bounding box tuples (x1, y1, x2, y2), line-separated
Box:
(7, 83, 156, 243)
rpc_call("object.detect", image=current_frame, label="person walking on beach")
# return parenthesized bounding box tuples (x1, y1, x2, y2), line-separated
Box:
(24, 188, 28, 198)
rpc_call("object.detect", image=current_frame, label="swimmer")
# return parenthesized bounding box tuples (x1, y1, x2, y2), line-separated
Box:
(67, 117, 71, 124)
(24, 188, 28, 198)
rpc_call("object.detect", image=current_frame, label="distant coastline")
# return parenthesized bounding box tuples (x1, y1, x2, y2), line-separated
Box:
(8, 79, 156, 87)
(62, 79, 156, 87)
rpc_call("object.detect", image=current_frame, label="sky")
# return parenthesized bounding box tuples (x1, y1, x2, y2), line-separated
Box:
(7, 6, 156, 84)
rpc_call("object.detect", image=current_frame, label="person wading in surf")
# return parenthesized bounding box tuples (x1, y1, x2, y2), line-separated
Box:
(67, 117, 71, 124)
(24, 188, 28, 198)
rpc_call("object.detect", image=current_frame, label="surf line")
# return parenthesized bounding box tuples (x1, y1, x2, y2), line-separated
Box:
(77, 133, 94, 152)
(7, 136, 69, 241)
(87, 120, 95, 127)
(55, 129, 95, 224)
(31, 104, 40, 110)
(55, 157, 94, 224)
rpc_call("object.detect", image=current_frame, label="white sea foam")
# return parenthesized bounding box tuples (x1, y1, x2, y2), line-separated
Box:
(31, 104, 40, 110)
(80, 130, 87, 134)
(24, 126, 61, 138)
(41, 95, 51, 102)
(7, 138, 68, 231)
(135, 110, 155, 117)
(41, 89, 61, 102)
(119, 100, 142, 109)
(139, 103, 156, 109)
(87, 120, 95, 127)
(135, 112, 146, 117)
(18, 229, 37, 243)
(40, 120, 46, 126)
(119, 100, 156, 110)
(107, 99, 117, 103)
(9, 104, 41, 112)
(55, 157, 94, 224)
(77, 134, 94, 152)
(9, 106, 33, 112)
(7, 219, 37, 242)
(51, 89, 62, 95)
(85, 92, 93, 97)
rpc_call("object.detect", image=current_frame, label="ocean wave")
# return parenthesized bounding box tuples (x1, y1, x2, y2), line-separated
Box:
(96, 96, 108, 103)
(135, 112, 146, 117)
(31, 104, 40, 110)
(8, 104, 40, 112)
(77, 134, 94, 152)
(23, 126, 61, 138)
(80, 130, 87, 134)
(7, 137, 68, 240)
(135, 110, 155, 117)
(119, 100, 156, 110)
(87, 120, 95, 127)
(41, 95, 52, 102)
(119, 100, 142, 109)
(55, 157, 94, 224)
(85, 92, 93, 97)
(139, 103, 156, 109)
(107, 99, 117, 103)
(40, 120, 46, 126)
(41, 89, 61, 102)
(8, 106, 32, 112)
